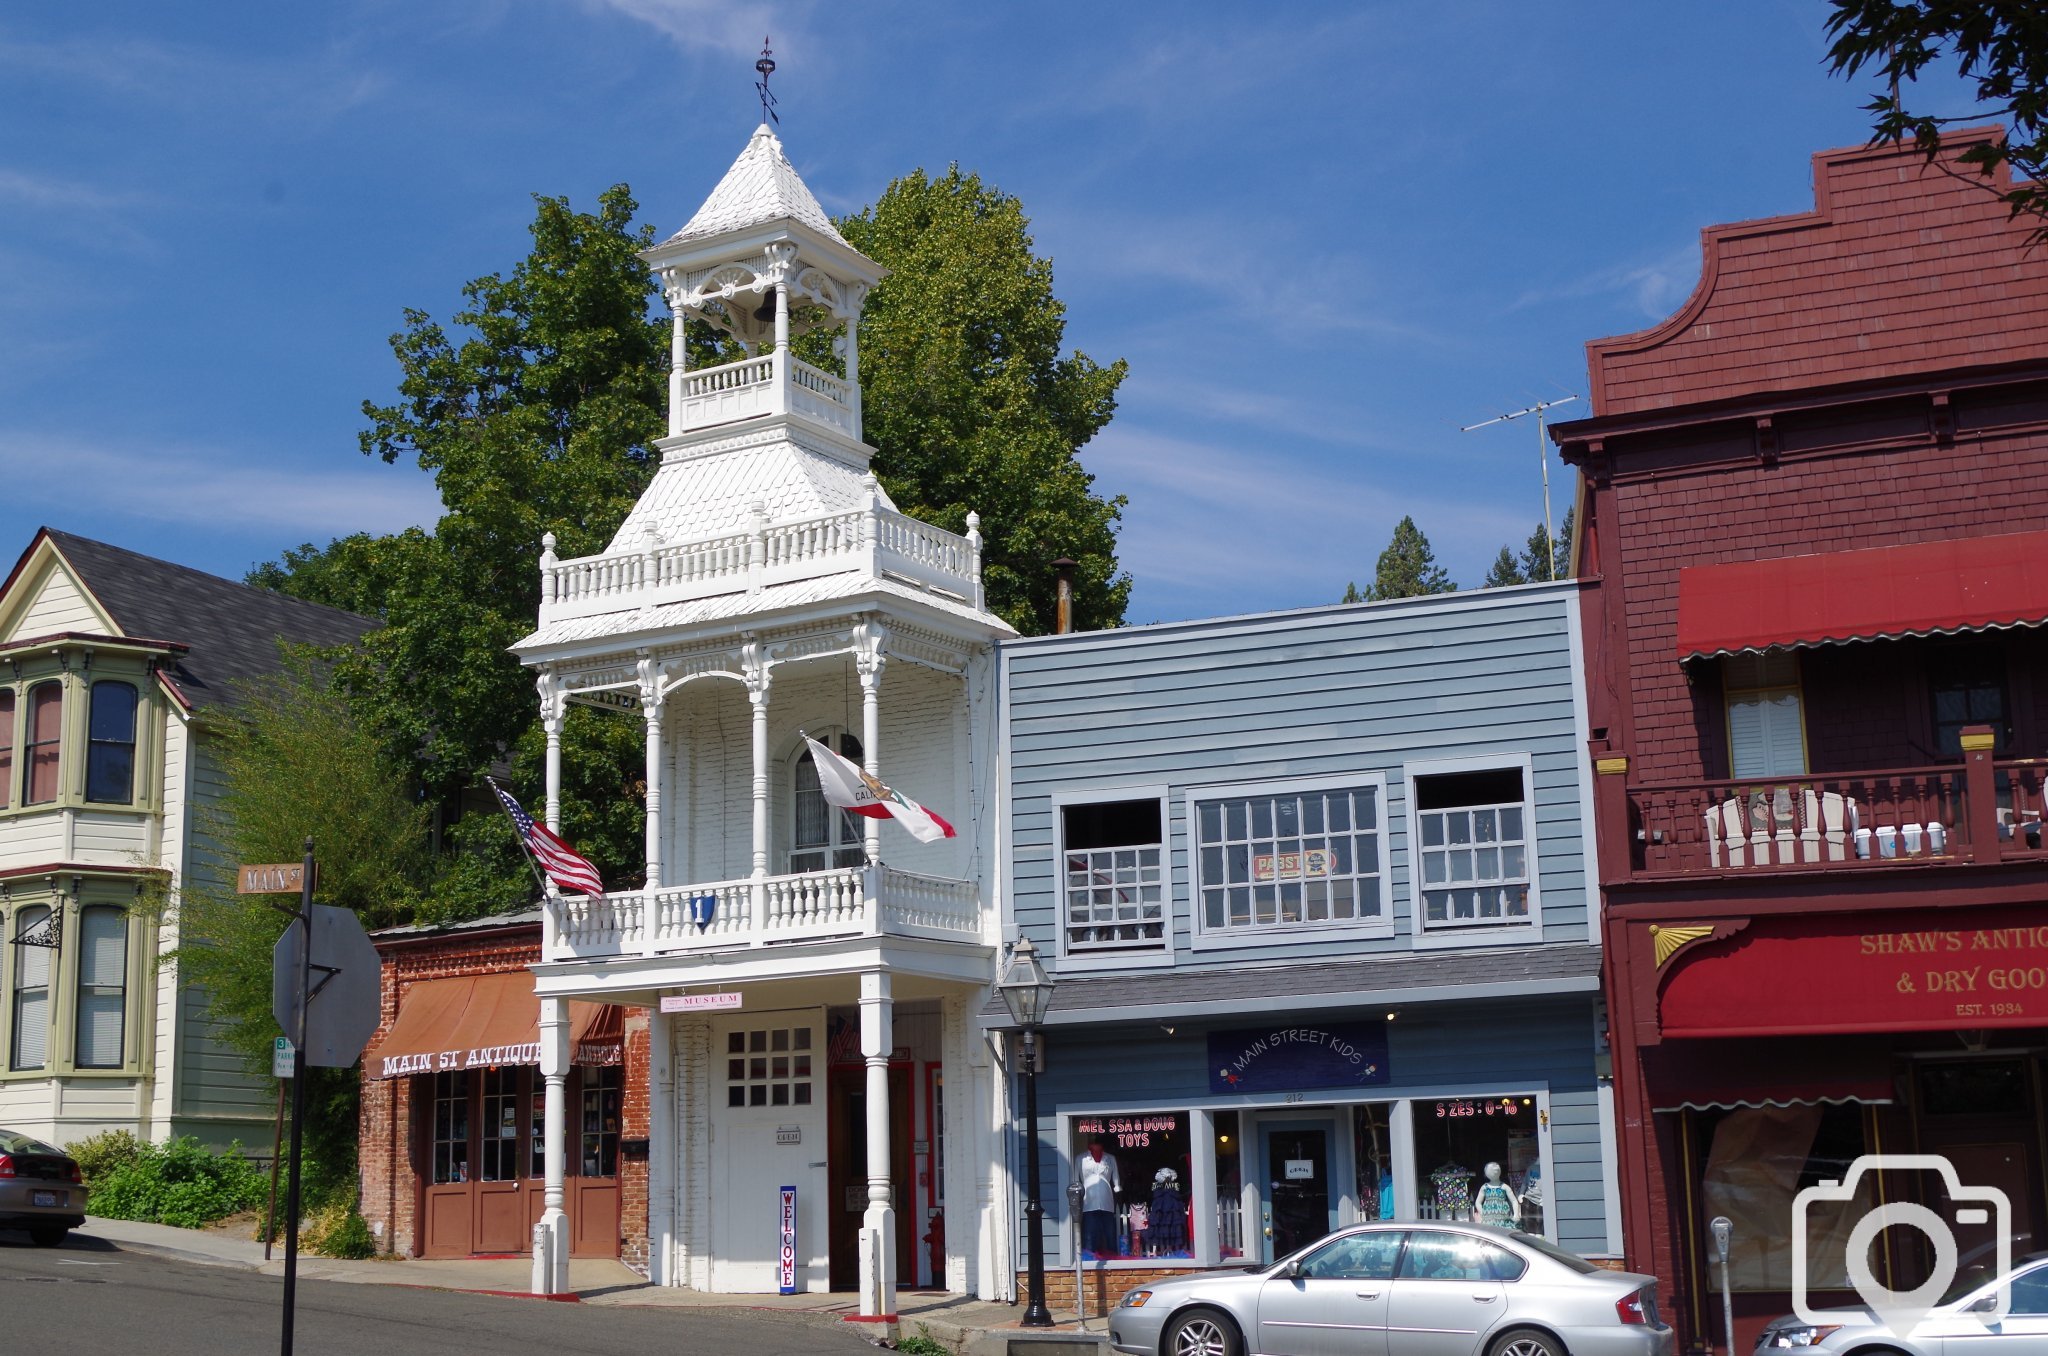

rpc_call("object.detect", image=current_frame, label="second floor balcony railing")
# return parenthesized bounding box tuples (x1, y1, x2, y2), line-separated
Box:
(544, 864, 982, 962)
(1618, 727, 2046, 880)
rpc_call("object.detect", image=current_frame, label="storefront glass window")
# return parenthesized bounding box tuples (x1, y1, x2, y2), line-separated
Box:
(432, 1071, 470, 1184)
(479, 1067, 522, 1181)
(1215, 1110, 1243, 1259)
(1411, 1094, 1544, 1235)
(581, 1066, 620, 1178)
(1070, 1112, 1193, 1261)
(1353, 1104, 1395, 1222)
(1700, 1103, 1871, 1293)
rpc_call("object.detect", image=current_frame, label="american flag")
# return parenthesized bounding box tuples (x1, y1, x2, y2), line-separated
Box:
(487, 778, 605, 898)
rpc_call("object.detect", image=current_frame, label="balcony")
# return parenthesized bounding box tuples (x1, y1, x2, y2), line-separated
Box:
(669, 348, 855, 439)
(544, 865, 981, 962)
(1620, 743, 2048, 879)
(537, 499, 983, 624)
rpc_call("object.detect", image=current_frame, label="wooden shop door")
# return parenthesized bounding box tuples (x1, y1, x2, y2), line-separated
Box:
(827, 1064, 912, 1291)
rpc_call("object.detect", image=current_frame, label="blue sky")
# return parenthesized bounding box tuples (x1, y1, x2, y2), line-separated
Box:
(0, 2, 1989, 623)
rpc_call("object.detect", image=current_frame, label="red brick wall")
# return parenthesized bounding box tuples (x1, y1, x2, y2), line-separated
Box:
(1586, 131, 2048, 416)
(356, 924, 649, 1267)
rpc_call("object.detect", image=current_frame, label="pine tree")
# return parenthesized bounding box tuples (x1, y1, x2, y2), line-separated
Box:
(1482, 548, 1527, 589)
(1365, 517, 1456, 601)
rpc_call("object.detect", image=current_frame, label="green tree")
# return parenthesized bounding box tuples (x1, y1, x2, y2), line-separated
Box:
(835, 167, 1132, 634)
(1482, 547, 1527, 589)
(1364, 516, 1456, 601)
(1825, 1, 2048, 241)
(1518, 509, 1575, 583)
(173, 652, 434, 1208)
(1341, 581, 1365, 604)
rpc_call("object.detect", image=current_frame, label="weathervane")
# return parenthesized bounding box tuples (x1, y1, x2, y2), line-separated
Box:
(755, 37, 780, 126)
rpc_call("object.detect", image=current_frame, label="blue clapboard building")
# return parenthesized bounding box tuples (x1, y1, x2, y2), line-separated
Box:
(994, 582, 1621, 1296)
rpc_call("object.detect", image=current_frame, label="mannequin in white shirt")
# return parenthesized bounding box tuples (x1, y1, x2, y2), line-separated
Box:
(1077, 1138, 1122, 1258)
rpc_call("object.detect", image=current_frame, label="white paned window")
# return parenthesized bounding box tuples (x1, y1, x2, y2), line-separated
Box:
(75, 906, 127, 1068)
(1414, 766, 1534, 930)
(1061, 798, 1167, 954)
(1194, 780, 1387, 937)
(791, 732, 865, 872)
(726, 1026, 814, 1108)
(11, 906, 51, 1070)
(1725, 652, 1806, 778)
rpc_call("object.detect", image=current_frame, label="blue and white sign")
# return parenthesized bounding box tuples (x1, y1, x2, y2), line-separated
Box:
(777, 1185, 798, 1294)
(686, 893, 717, 930)
(1207, 1021, 1390, 1095)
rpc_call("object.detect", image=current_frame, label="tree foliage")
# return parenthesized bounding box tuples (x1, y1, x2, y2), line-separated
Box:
(836, 167, 1132, 633)
(1363, 516, 1456, 601)
(1825, 1, 2048, 241)
(1482, 547, 1526, 589)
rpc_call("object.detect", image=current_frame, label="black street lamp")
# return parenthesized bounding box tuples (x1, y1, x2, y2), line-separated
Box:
(997, 935, 1057, 1328)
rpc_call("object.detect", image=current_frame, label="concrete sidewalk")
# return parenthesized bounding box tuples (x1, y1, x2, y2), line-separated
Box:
(73, 1217, 1104, 1353)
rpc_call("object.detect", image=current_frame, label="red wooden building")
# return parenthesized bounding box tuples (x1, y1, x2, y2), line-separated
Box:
(1555, 129, 2048, 1353)
(358, 911, 648, 1268)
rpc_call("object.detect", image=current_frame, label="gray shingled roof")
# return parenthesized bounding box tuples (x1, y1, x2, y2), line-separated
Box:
(41, 530, 375, 711)
(982, 943, 1603, 1027)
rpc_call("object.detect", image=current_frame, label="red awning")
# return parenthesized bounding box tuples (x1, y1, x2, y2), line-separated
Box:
(1675, 530, 2048, 660)
(1643, 1038, 1896, 1113)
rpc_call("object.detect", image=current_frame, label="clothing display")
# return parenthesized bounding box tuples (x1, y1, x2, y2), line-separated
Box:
(1079, 1145, 1123, 1258)
(1476, 1181, 1517, 1227)
(1429, 1162, 1475, 1219)
(1083, 1210, 1119, 1258)
(1147, 1181, 1188, 1254)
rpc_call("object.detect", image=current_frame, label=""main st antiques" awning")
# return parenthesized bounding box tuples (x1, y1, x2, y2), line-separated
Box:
(366, 971, 621, 1079)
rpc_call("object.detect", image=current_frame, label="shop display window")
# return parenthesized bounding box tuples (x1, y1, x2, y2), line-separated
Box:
(1411, 1094, 1544, 1235)
(1699, 1103, 1870, 1292)
(1215, 1111, 1243, 1258)
(432, 1071, 471, 1184)
(1353, 1104, 1395, 1222)
(1193, 779, 1387, 937)
(581, 1065, 620, 1178)
(1070, 1112, 1193, 1261)
(479, 1067, 522, 1181)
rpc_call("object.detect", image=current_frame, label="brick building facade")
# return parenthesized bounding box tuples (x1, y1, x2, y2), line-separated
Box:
(1555, 129, 2048, 1354)
(359, 912, 644, 1268)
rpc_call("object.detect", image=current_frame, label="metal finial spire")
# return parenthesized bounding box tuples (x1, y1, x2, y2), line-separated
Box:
(755, 37, 779, 126)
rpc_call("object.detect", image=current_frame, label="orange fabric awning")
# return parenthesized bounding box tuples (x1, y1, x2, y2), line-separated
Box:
(1675, 529, 2048, 660)
(368, 971, 620, 1079)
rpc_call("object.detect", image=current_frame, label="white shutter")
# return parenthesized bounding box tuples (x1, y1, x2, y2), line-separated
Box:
(1729, 689, 1807, 778)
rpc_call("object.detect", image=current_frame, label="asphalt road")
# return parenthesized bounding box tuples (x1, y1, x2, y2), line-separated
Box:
(0, 1231, 878, 1356)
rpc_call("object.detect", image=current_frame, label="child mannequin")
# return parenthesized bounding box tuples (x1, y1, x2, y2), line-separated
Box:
(1474, 1161, 1521, 1229)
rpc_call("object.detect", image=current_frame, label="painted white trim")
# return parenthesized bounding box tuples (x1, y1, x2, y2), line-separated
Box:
(973, 972, 1603, 1029)
(1596, 1076, 1624, 1256)
(1184, 771, 1397, 949)
(1401, 751, 1542, 945)
(1564, 595, 1602, 947)
(1049, 782, 1173, 964)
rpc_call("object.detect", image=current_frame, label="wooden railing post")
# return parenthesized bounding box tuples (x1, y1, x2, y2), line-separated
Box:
(1960, 725, 2000, 863)
(1591, 745, 1633, 884)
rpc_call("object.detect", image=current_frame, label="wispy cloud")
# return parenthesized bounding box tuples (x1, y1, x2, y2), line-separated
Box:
(570, 0, 794, 60)
(0, 33, 389, 124)
(1508, 240, 1702, 323)
(0, 434, 443, 539)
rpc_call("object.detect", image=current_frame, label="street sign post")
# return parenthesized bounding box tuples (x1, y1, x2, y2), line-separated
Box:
(250, 841, 381, 1356)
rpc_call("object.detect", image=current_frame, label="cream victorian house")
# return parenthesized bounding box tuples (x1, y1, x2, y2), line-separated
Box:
(0, 529, 371, 1148)
(512, 126, 1016, 1322)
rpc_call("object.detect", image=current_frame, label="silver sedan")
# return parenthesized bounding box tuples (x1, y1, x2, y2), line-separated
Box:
(1755, 1254, 2048, 1353)
(1109, 1223, 1674, 1356)
(0, 1128, 84, 1247)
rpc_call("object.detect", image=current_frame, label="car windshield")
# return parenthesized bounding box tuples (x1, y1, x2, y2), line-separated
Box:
(1510, 1232, 1602, 1275)
(0, 1130, 63, 1156)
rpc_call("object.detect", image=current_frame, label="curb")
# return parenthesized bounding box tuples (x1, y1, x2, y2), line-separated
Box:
(88, 1236, 264, 1273)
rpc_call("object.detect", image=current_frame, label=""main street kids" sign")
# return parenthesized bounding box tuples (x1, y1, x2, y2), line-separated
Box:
(1207, 1020, 1390, 1095)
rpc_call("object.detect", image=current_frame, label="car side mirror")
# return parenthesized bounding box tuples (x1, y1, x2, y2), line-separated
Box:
(1283, 1260, 1304, 1280)
(1969, 1296, 1998, 1315)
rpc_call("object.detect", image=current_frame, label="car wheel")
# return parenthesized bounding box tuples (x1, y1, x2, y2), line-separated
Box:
(28, 1223, 69, 1248)
(1489, 1327, 1567, 1356)
(1164, 1308, 1242, 1356)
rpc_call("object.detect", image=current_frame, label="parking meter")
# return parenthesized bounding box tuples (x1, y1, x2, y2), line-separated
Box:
(1710, 1216, 1734, 1354)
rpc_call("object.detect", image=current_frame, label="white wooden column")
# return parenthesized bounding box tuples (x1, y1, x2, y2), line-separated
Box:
(744, 640, 772, 934)
(648, 1011, 675, 1285)
(638, 654, 663, 954)
(667, 294, 688, 438)
(533, 996, 571, 1295)
(537, 668, 565, 956)
(854, 619, 888, 865)
(859, 970, 897, 1318)
(845, 283, 866, 437)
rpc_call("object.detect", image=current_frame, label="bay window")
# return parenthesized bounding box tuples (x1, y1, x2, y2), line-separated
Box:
(75, 905, 127, 1068)
(86, 681, 138, 804)
(24, 682, 61, 805)
(0, 689, 12, 810)
(10, 906, 51, 1071)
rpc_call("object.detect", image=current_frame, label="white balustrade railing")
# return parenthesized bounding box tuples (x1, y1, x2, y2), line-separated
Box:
(547, 866, 980, 960)
(539, 504, 981, 619)
(788, 357, 851, 407)
(682, 354, 774, 398)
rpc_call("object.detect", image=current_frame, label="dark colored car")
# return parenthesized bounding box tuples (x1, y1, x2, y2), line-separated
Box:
(0, 1128, 85, 1247)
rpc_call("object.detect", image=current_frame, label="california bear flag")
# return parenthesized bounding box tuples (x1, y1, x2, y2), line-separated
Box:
(803, 736, 956, 843)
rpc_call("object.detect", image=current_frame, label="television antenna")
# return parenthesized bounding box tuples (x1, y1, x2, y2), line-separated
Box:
(1460, 395, 1578, 581)
(755, 37, 780, 126)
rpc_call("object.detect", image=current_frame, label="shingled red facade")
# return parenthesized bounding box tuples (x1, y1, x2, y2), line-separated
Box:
(1556, 130, 2048, 1354)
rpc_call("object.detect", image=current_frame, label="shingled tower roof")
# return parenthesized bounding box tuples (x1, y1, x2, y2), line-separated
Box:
(665, 123, 849, 248)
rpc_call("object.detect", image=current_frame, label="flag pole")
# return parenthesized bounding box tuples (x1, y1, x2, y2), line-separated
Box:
(485, 775, 554, 902)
